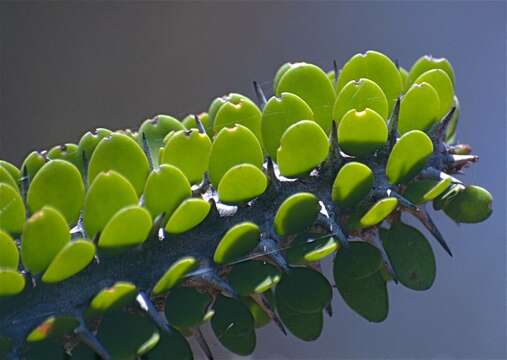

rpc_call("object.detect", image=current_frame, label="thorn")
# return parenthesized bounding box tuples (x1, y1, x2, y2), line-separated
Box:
(207, 198, 221, 220)
(74, 321, 111, 360)
(20, 166, 29, 210)
(259, 236, 290, 273)
(433, 107, 457, 144)
(407, 206, 453, 257)
(386, 97, 401, 152)
(193, 172, 211, 196)
(448, 154, 479, 167)
(136, 291, 172, 333)
(323, 121, 343, 172)
(420, 166, 462, 184)
(333, 59, 339, 84)
(141, 132, 154, 171)
(386, 189, 417, 210)
(252, 81, 267, 110)
(394, 58, 400, 69)
(199, 268, 240, 299)
(251, 293, 287, 336)
(193, 114, 206, 134)
(193, 327, 214, 360)
(265, 157, 281, 191)
(317, 206, 350, 248)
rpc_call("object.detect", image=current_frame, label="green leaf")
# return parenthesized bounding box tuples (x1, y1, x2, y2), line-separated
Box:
(217, 164, 267, 204)
(0, 230, 19, 269)
(98, 206, 152, 249)
(160, 129, 212, 185)
(286, 234, 338, 265)
(21, 206, 70, 274)
(332, 162, 374, 208)
(138, 115, 185, 166)
(208, 124, 264, 188)
(386, 130, 433, 184)
(338, 109, 388, 157)
(261, 92, 314, 161)
(403, 178, 451, 205)
(27, 159, 85, 225)
(333, 241, 383, 279)
(97, 310, 159, 360)
(87, 282, 137, 316)
(213, 95, 263, 145)
(83, 170, 138, 239)
(143, 164, 192, 219)
(443, 185, 493, 223)
(407, 55, 455, 85)
(360, 197, 398, 228)
(277, 297, 323, 341)
(0, 270, 25, 297)
(0, 165, 18, 190)
(181, 112, 211, 135)
(88, 133, 150, 195)
(274, 192, 321, 236)
(333, 78, 388, 124)
(336, 50, 402, 113)
(0, 160, 20, 186)
(42, 240, 96, 283)
(272, 62, 291, 93)
(277, 120, 329, 177)
(334, 269, 388, 322)
(146, 330, 193, 360)
(77, 128, 112, 163)
(398, 82, 441, 134)
(21, 151, 46, 182)
(165, 198, 210, 234)
(211, 295, 256, 355)
(0, 183, 25, 235)
(208, 93, 258, 132)
(381, 221, 436, 291)
(229, 261, 281, 296)
(414, 69, 454, 119)
(25, 340, 65, 360)
(275, 267, 332, 314)
(275, 62, 336, 133)
(399, 66, 409, 92)
(0, 337, 11, 358)
(26, 316, 79, 342)
(165, 287, 212, 328)
(241, 296, 270, 328)
(152, 256, 199, 295)
(47, 143, 84, 171)
(213, 222, 260, 265)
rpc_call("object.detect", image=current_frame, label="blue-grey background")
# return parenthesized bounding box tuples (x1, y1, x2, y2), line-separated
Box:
(0, 2, 505, 359)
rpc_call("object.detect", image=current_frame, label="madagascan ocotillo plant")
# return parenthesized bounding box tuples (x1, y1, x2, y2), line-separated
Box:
(0, 50, 493, 359)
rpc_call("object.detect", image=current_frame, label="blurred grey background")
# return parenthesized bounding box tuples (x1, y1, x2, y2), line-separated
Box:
(0, 1, 505, 359)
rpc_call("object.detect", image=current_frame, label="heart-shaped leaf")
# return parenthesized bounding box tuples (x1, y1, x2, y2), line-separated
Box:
(213, 222, 260, 265)
(338, 109, 388, 157)
(332, 162, 374, 208)
(0, 270, 25, 297)
(160, 129, 212, 185)
(277, 120, 329, 178)
(83, 171, 138, 239)
(0, 230, 19, 269)
(152, 256, 199, 295)
(386, 130, 433, 184)
(274, 192, 321, 236)
(88, 133, 150, 195)
(27, 159, 85, 225)
(138, 115, 185, 166)
(407, 55, 455, 85)
(165, 198, 210, 234)
(359, 197, 398, 228)
(47, 143, 83, 172)
(208, 125, 264, 188)
(21, 151, 46, 181)
(78, 128, 112, 163)
(26, 316, 79, 342)
(398, 82, 441, 134)
(261, 92, 314, 160)
(286, 234, 338, 265)
(336, 50, 402, 113)
(98, 206, 152, 249)
(87, 282, 137, 316)
(0, 160, 20, 186)
(0, 184, 25, 235)
(0, 166, 18, 190)
(275, 63, 336, 133)
(414, 69, 454, 119)
(217, 164, 267, 204)
(21, 206, 70, 274)
(333, 78, 388, 124)
(42, 240, 96, 283)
